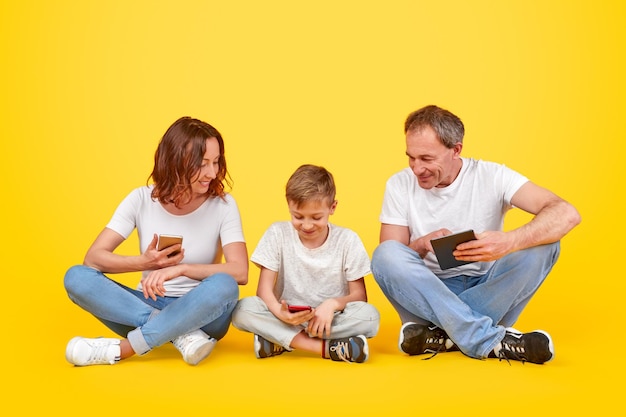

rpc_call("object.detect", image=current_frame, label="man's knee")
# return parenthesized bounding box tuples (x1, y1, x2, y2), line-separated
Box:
(510, 241, 561, 265)
(372, 240, 408, 278)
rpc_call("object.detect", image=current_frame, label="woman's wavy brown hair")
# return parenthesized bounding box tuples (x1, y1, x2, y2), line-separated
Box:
(148, 116, 231, 207)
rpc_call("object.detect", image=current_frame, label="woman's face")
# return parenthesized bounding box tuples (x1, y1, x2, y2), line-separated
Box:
(191, 137, 220, 196)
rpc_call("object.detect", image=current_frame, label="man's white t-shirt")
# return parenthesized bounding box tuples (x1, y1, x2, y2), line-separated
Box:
(379, 157, 528, 278)
(251, 222, 371, 307)
(106, 186, 245, 296)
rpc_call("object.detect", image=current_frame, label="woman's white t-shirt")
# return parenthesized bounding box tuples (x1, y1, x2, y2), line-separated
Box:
(106, 185, 245, 296)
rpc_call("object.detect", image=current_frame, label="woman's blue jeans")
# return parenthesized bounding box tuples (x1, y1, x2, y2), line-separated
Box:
(371, 240, 560, 358)
(64, 265, 239, 355)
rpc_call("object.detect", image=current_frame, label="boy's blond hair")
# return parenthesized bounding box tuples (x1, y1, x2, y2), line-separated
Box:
(285, 164, 336, 208)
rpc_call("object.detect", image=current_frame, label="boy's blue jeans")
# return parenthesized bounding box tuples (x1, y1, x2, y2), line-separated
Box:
(371, 240, 560, 358)
(64, 265, 239, 355)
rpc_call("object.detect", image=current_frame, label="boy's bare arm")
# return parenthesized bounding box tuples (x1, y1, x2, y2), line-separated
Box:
(256, 267, 281, 312)
(322, 278, 368, 312)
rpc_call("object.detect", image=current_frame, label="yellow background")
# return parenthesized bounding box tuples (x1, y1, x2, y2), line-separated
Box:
(1, 1, 623, 414)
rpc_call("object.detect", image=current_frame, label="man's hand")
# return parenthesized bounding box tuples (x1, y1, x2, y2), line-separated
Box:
(453, 231, 515, 262)
(409, 228, 452, 258)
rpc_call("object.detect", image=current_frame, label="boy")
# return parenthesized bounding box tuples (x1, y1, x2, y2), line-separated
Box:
(232, 164, 379, 363)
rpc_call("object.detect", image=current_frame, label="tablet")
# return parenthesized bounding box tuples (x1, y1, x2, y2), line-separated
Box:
(430, 230, 477, 270)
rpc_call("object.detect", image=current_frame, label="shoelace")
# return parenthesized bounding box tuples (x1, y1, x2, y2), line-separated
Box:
(422, 335, 447, 360)
(268, 341, 284, 355)
(420, 325, 452, 360)
(173, 333, 199, 352)
(86, 342, 117, 364)
(496, 340, 527, 365)
(330, 340, 353, 363)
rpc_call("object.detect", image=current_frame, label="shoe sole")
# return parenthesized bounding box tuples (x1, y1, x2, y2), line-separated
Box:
(357, 335, 369, 363)
(254, 334, 263, 359)
(506, 327, 555, 363)
(528, 329, 554, 363)
(65, 336, 83, 364)
(398, 322, 417, 354)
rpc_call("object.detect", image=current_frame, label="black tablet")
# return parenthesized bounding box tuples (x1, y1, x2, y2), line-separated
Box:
(430, 230, 477, 270)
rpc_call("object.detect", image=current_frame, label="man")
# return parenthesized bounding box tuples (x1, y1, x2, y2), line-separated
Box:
(371, 105, 580, 364)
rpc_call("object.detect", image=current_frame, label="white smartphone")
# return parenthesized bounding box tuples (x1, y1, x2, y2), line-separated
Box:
(157, 234, 183, 257)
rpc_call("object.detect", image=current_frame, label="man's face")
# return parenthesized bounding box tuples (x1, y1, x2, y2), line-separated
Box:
(405, 125, 462, 189)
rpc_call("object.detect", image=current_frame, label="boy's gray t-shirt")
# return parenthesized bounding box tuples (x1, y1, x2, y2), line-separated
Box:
(250, 222, 371, 307)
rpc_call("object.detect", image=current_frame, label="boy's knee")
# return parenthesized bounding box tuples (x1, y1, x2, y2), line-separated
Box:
(231, 296, 263, 329)
(345, 301, 380, 321)
(232, 296, 261, 316)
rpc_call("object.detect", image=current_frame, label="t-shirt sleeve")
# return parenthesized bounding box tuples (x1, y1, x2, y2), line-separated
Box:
(219, 195, 246, 246)
(379, 171, 410, 226)
(250, 223, 281, 272)
(500, 164, 529, 206)
(106, 188, 141, 239)
(343, 231, 372, 281)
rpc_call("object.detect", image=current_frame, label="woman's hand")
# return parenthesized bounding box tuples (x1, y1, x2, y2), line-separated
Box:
(141, 264, 184, 300)
(143, 233, 185, 270)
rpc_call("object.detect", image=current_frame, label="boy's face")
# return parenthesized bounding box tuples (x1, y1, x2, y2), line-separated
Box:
(288, 198, 337, 247)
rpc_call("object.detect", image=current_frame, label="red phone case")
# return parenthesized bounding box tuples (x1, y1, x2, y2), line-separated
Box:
(288, 305, 312, 313)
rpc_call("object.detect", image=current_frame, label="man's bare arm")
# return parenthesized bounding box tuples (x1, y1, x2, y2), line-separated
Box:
(507, 181, 581, 251)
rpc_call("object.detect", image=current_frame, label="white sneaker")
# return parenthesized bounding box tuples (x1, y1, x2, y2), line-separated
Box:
(172, 330, 216, 365)
(66, 336, 121, 366)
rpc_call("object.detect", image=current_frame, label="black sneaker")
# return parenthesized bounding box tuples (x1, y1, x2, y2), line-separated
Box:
(492, 328, 554, 364)
(254, 334, 286, 359)
(399, 322, 458, 358)
(326, 335, 369, 363)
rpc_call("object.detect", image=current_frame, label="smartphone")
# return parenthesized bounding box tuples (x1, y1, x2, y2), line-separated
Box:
(157, 234, 183, 257)
(288, 305, 312, 313)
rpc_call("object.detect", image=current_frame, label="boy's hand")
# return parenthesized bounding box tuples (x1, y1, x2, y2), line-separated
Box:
(278, 300, 315, 325)
(306, 300, 337, 338)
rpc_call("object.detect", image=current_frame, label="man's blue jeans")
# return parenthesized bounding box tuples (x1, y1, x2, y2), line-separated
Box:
(371, 240, 560, 358)
(64, 265, 239, 355)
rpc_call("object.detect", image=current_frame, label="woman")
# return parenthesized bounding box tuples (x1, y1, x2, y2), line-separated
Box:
(64, 116, 248, 366)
